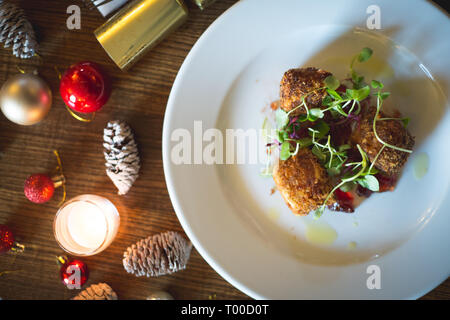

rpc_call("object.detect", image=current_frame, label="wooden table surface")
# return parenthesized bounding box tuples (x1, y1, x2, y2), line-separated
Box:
(0, 0, 448, 300)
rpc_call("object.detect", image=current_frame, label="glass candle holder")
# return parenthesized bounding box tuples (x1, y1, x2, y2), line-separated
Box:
(54, 195, 120, 256)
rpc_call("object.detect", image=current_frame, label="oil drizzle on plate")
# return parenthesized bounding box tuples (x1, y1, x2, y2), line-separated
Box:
(305, 220, 337, 246)
(413, 152, 429, 180)
(347, 241, 357, 250)
(268, 208, 280, 221)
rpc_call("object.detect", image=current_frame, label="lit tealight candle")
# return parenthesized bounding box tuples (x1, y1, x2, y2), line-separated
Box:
(54, 195, 120, 256)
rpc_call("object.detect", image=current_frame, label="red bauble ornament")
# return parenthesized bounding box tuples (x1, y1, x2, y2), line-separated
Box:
(59, 257, 89, 288)
(60, 61, 111, 113)
(23, 150, 66, 204)
(24, 173, 55, 204)
(0, 224, 15, 254)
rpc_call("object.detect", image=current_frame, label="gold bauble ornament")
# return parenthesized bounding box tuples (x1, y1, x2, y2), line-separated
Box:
(0, 73, 52, 125)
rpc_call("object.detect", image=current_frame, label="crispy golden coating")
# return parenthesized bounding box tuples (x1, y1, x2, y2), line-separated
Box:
(279, 67, 331, 116)
(353, 107, 415, 175)
(273, 148, 335, 216)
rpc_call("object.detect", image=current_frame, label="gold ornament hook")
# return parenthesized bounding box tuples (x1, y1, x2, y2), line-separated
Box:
(0, 270, 22, 277)
(10, 242, 25, 253)
(65, 105, 96, 122)
(16, 65, 26, 74)
(33, 52, 44, 65)
(53, 150, 67, 206)
(55, 255, 68, 266)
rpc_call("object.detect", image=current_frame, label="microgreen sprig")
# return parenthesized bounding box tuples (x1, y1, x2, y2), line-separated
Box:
(378, 117, 410, 128)
(279, 88, 327, 124)
(371, 82, 413, 154)
(350, 47, 373, 89)
(308, 124, 348, 176)
(315, 145, 378, 218)
(318, 75, 369, 120)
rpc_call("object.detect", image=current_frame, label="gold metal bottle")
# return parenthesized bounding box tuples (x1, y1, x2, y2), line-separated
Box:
(95, 0, 188, 70)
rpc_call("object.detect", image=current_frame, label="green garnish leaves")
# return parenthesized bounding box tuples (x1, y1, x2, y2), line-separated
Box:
(280, 141, 301, 161)
(298, 137, 313, 148)
(350, 47, 373, 88)
(356, 175, 379, 191)
(374, 90, 390, 101)
(312, 145, 326, 162)
(346, 85, 370, 102)
(297, 114, 308, 122)
(378, 117, 411, 128)
(316, 144, 373, 217)
(277, 130, 289, 144)
(339, 181, 354, 192)
(324, 75, 340, 91)
(373, 89, 412, 154)
(356, 85, 370, 101)
(402, 117, 410, 127)
(326, 88, 343, 101)
(322, 95, 333, 106)
(314, 207, 325, 219)
(350, 47, 373, 74)
(275, 109, 289, 128)
(371, 80, 384, 89)
(358, 47, 373, 63)
(338, 144, 351, 152)
(327, 167, 341, 177)
(345, 89, 355, 99)
(310, 120, 330, 139)
(309, 128, 347, 175)
(280, 141, 291, 160)
(352, 71, 365, 89)
(380, 92, 390, 100)
(309, 108, 325, 120)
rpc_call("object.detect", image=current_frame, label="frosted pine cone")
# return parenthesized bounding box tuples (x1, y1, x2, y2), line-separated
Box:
(72, 283, 118, 300)
(0, 1, 38, 59)
(104, 120, 140, 195)
(123, 231, 193, 277)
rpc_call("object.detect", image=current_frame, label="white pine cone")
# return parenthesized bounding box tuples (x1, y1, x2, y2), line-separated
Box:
(72, 283, 118, 300)
(0, 1, 38, 59)
(123, 231, 193, 277)
(103, 120, 140, 195)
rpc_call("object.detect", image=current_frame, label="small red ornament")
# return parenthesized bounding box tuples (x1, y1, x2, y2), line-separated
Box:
(23, 150, 66, 204)
(58, 256, 89, 288)
(0, 225, 24, 254)
(24, 174, 55, 204)
(60, 61, 111, 113)
(0, 225, 15, 254)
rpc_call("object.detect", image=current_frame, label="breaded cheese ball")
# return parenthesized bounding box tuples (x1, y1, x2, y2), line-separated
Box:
(273, 148, 335, 216)
(280, 67, 331, 116)
(353, 107, 415, 175)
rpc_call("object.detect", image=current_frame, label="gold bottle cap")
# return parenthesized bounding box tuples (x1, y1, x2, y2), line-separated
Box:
(95, 0, 188, 71)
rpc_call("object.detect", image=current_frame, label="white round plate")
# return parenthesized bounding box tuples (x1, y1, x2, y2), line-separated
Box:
(163, 0, 450, 299)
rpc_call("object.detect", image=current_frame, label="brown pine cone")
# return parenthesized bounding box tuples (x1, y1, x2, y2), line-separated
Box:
(72, 283, 118, 300)
(0, 1, 38, 59)
(123, 231, 192, 277)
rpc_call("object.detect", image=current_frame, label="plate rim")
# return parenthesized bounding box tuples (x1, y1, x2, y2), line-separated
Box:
(162, 0, 450, 299)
